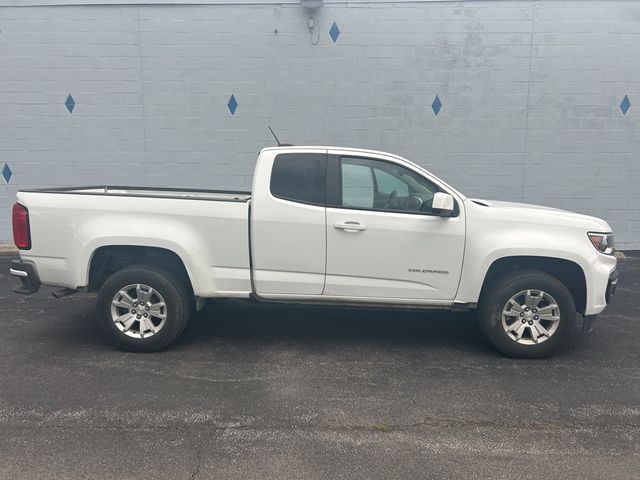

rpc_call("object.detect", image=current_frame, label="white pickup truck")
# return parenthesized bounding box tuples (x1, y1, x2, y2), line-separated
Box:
(10, 146, 618, 357)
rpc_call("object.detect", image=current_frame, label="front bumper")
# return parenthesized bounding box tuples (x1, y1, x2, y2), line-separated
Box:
(606, 269, 619, 304)
(583, 269, 618, 334)
(9, 260, 41, 294)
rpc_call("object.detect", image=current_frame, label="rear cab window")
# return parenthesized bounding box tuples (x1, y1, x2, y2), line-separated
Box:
(270, 153, 327, 206)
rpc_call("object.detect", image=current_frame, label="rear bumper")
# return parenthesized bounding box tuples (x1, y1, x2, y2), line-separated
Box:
(9, 260, 41, 294)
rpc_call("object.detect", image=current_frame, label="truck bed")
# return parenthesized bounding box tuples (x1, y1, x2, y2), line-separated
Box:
(16, 185, 253, 296)
(20, 185, 251, 203)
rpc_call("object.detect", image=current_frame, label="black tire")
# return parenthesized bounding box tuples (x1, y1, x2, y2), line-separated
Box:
(96, 265, 191, 352)
(478, 270, 576, 358)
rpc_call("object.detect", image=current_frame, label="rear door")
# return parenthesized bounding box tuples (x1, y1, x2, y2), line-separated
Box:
(324, 153, 465, 301)
(250, 149, 328, 295)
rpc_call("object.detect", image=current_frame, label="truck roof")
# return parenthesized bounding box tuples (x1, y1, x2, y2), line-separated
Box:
(261, 145, 407, 161)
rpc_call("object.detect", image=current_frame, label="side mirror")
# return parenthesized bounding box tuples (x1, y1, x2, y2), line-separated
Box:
(431, 192, 455, 216)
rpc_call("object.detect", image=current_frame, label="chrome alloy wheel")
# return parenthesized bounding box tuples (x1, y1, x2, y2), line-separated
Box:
(110, 284, 167, 339)
(501, 289, 561, 345)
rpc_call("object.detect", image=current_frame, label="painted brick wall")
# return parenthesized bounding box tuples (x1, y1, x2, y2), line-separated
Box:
(0, 1, 638, 248)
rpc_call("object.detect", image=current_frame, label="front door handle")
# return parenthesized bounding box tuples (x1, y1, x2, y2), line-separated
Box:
(334, 221, 367, 232)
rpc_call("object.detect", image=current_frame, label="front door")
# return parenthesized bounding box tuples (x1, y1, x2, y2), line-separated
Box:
(324, 154, 465, 301)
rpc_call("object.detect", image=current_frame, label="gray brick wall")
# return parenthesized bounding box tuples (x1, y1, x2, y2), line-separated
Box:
(0, 1, 638, 248)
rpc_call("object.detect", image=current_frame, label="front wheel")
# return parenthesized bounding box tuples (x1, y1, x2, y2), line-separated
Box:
(96, 266, 191, 352)
(478, 270, 576, 358)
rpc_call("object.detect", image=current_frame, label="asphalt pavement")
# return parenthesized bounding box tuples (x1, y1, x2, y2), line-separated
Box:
(0, 253, 638, 479)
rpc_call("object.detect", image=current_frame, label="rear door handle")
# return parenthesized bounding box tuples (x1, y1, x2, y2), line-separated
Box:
(334, 221, 367, 232)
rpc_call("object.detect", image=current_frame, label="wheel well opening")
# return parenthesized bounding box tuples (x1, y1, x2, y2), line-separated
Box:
(89, 246, 193, 295)
(480, 256, 587, 314)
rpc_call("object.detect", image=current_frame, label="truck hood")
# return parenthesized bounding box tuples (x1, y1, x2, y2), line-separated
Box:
(468, 198, 612, 232)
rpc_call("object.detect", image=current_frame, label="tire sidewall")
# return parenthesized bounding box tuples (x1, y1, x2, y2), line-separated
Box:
(96, 266, 190, 352)
(479, 271, 576, 358)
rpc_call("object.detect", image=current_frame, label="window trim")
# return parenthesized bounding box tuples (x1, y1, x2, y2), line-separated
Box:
(327, 155, 459, 218)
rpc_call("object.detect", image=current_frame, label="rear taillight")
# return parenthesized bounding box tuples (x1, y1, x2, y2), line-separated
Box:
(12, 203, 31, 250)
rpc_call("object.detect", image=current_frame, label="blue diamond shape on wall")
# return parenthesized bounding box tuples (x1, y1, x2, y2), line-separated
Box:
(432, 95, 442, 116)
(329, 22, 340, 43)
(227, 95, 238, 115)
(65, 94, 75, 114)
(2, 163, 12, 184)
(620, 95, 631, 116)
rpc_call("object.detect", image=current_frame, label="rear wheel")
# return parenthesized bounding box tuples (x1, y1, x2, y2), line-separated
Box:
(96, 266, 191, 352)
(478, 270, 576, 358)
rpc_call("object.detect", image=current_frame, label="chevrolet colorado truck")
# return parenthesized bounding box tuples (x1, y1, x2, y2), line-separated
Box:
(10, 146, 618, 357)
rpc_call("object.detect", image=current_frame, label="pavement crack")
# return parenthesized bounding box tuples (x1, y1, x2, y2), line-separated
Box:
(189, 440, 202, 480)
(189, 459, 201, 480)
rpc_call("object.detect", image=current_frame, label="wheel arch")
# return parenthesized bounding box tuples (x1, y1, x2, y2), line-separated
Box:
(479, 256, 587, 314)
(88, 245, 194, 297)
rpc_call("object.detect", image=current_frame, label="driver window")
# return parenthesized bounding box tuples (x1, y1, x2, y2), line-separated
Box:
(374, 169, 409, 197)
(341, 162, 374, 208)
(340, 157, 438, 214)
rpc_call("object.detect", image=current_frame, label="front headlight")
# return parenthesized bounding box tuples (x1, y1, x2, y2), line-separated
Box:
(588, 232, 614, 255)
